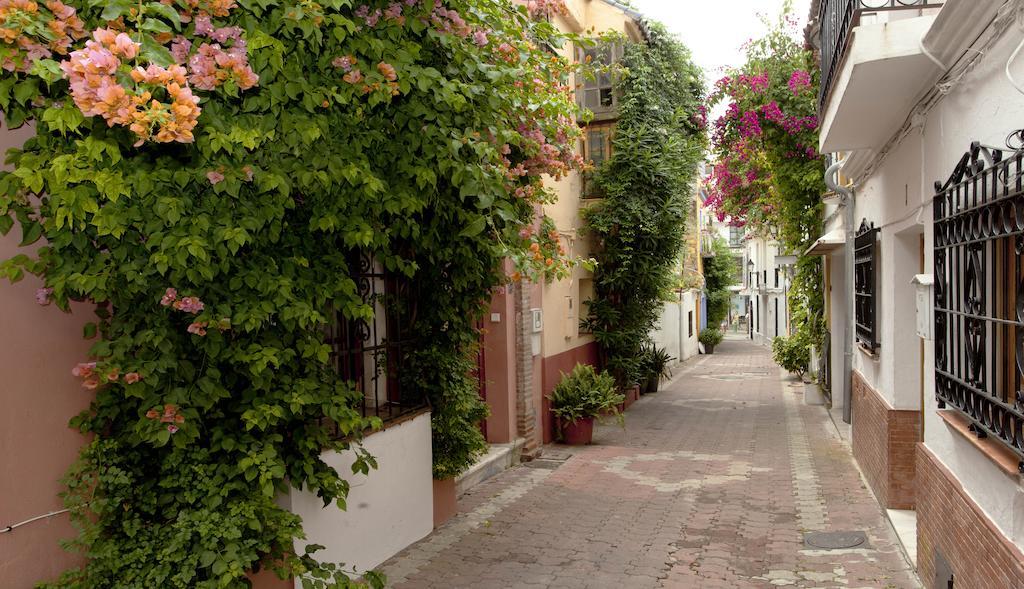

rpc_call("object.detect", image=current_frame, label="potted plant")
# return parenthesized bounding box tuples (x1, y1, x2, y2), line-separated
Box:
(548, 364, 625, 445)
(641, 346, 675, 393)
(772, 334, 809, 380)
(699, 328, 724, 354)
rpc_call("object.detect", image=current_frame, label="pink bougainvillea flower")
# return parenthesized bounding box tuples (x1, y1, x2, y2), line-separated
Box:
(788, 69, 812, 94)
(473, 30, 489, 47)
(377, 61, 397, 81)
(206, 170, 225, 185)
(160, 287, 178, 306)
(167, 424, 179, 434)
(35, 287, 53, 305)
(82, 377, 99, 390)
(174, 296, 205, 314)
(106, 368, 120, 382)
(124, 372, 141, 384)
(187, 321, 207, 336)
(343, 69, 363, 84)
(72, 361, 96, 378)
(331, 55, 356, 71)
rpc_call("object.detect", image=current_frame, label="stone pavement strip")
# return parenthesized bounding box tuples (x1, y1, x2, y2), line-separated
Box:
(378, 338, 920, 589)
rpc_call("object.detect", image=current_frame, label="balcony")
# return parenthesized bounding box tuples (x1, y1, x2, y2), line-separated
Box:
(817, 0, 944, 153)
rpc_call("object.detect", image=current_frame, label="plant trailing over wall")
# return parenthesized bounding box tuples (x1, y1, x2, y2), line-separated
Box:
(582, 21, 706, 387)
(705, 13, 826, 353)
(702, 235, 737, 329)
(0, 0, 585, 586)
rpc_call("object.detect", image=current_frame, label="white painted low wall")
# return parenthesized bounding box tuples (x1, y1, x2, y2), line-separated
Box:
(282, 411, 434, 582)
(651, 290, 700, 365)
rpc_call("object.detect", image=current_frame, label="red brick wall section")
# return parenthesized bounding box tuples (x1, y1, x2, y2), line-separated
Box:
(851, 371, 920, 510)
(514, 281, 540, 457)
(917, 444, 1024, 589)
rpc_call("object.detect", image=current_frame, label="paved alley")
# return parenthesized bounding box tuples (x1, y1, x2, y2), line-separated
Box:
(378, 337, 920, 589)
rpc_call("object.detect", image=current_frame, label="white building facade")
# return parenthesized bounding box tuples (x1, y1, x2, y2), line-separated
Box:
(810, 0, 1024, 585)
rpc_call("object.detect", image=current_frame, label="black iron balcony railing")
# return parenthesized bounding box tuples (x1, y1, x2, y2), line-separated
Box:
(818, 0, 943, 113)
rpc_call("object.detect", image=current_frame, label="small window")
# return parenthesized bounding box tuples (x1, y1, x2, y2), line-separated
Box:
(688, 311, 694, 337)
(587, 129, 609, 167)
(854, 219, 879, 352)
(577, 42, 622, 114)
(582, 126, 613, 199)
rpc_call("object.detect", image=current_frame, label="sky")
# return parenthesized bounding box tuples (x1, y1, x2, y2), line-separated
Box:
(628, 0, 813, 86)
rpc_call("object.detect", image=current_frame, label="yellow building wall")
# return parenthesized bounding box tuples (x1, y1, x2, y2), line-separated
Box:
(538, 1, 644, 359)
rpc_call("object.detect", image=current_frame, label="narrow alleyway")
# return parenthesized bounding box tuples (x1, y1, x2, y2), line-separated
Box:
(379, 337, 920, 588)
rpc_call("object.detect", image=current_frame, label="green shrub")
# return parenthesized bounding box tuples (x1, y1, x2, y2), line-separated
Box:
(772, 334, 810, 377)
(547, 364, 625, 424)
(699, 328, 724, 347)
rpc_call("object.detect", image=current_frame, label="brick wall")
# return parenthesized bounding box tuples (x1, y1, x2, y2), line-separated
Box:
(514, 281, 540, 457)
(917, 444, 1024, 589)
(851, 371, 920, 509)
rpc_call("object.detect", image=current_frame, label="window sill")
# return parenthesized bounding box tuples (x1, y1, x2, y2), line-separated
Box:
(857, 343, 880, 360)
(937, 410, 1023, 478)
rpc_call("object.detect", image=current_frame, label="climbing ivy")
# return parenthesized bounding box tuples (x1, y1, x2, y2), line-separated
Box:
(703, 235, 737, 329)
(582, 22, 706, 386)
(0, 0, 585, 586)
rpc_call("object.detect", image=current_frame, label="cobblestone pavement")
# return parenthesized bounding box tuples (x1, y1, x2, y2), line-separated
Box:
(379, 337, 920, 588)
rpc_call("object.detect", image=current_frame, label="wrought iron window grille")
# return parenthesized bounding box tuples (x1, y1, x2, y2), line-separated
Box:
(933, 139, 1024, 472)
(854, 219, 880, 352)
(324, 251, 427, 434)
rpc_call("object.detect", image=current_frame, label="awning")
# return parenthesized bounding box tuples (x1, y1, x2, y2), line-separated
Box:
(803, 229, 846, 256)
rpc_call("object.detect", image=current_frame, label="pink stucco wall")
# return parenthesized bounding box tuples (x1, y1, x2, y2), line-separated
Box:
(0, 122, 94, 587)
(482, 285, 517, 443)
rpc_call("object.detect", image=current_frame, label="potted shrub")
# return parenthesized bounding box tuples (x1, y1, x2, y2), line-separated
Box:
(772, 334, 809, 380)
(699, 328, 724, 354)
(548, 364, 625, 445)
(642, 346, 675, 393)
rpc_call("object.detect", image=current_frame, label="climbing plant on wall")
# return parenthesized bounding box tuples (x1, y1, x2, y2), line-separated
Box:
(706, 14, 826, 350)
(703, 235, 737, 329)
(582, 21, 706, 387)
(0, 0, 584, 586)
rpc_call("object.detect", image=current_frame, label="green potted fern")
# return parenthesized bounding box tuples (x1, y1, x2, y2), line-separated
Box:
(548, 364, 625, 445)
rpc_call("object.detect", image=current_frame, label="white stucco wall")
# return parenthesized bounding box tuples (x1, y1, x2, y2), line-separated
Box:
(652, 290, 700, 366)
(283, 412, 434, 581)
(847, 20, 1024, 551)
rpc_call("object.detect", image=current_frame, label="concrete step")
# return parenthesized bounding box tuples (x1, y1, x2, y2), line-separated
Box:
(455, 439, 525, 496)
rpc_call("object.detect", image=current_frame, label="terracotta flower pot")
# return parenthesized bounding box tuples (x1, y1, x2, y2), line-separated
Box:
(626, 384, 640, 407)
(561, 416, 595, 445)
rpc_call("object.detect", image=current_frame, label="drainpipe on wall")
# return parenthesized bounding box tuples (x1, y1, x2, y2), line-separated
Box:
(824, 161, 855, 424)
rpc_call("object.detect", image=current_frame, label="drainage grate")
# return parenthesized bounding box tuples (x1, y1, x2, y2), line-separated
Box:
(803, 531, 869, 550)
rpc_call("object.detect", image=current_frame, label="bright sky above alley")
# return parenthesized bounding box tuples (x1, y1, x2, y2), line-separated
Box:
(631, 0, 813, 100)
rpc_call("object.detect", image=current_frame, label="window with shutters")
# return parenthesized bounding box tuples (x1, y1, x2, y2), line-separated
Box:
(577, 42, 623, 118)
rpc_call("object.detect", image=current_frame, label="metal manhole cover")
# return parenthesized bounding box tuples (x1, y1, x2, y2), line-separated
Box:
(804, 531, 869, 550)
(523, 460, 562, 470)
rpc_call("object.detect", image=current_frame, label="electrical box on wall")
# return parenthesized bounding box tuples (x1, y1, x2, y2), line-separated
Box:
(531, 308, 543, 333)
(911, 274, 934, 340)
